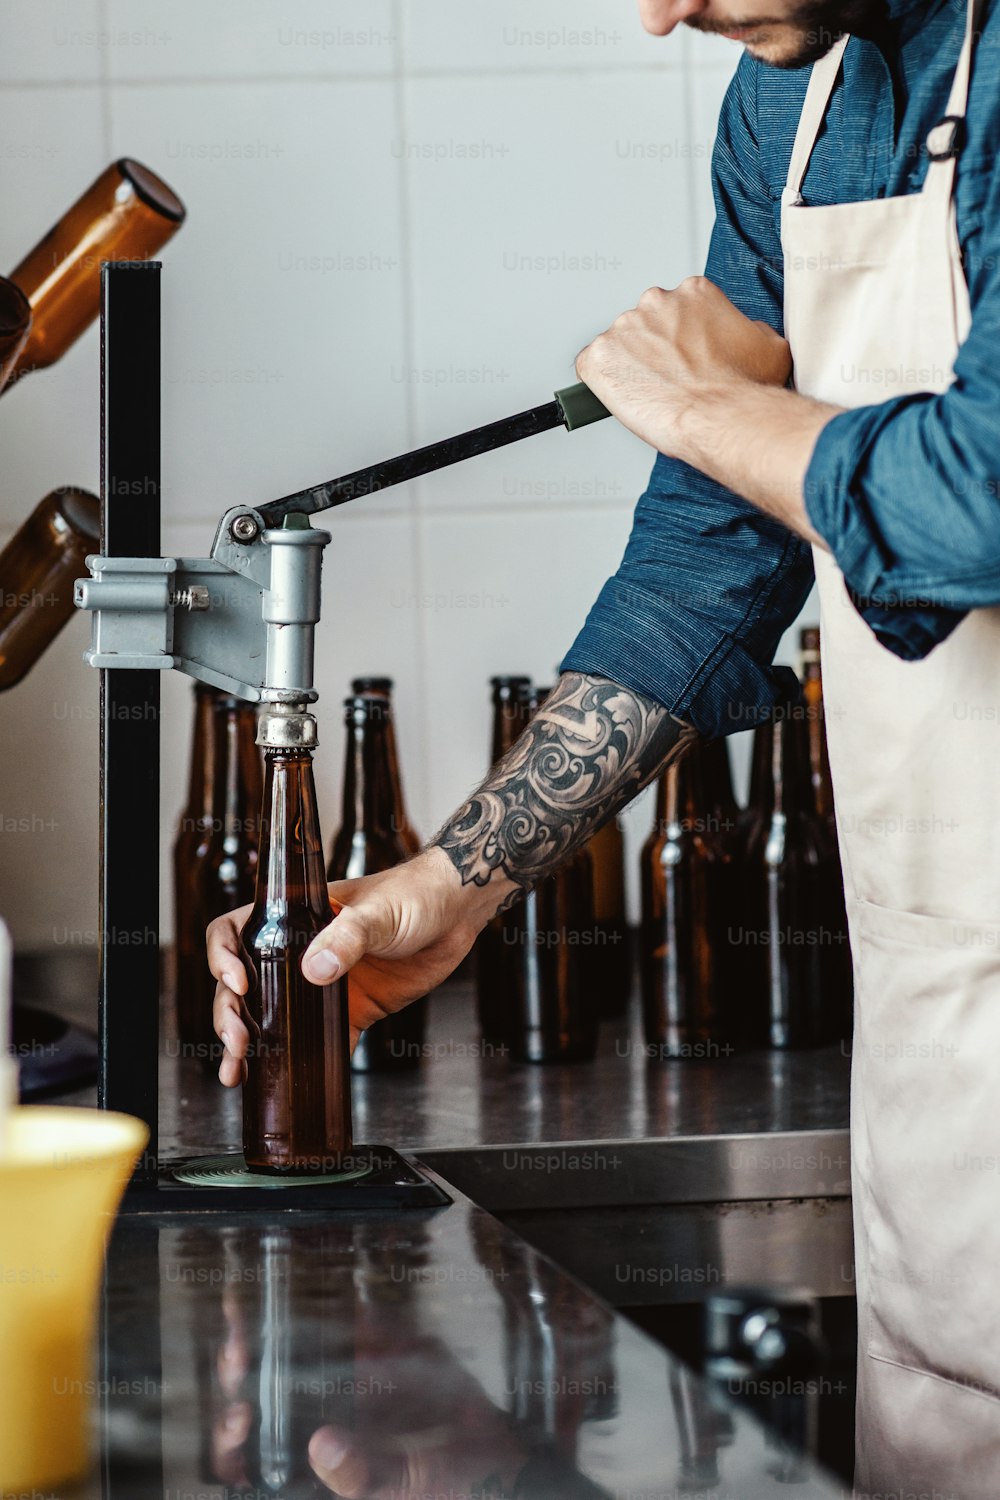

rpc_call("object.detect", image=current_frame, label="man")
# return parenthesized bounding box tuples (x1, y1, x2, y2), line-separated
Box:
(210, 0, 1000, 1490)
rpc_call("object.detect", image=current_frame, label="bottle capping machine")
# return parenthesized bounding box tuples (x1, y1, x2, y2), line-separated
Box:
(77, 261, 609, 1211)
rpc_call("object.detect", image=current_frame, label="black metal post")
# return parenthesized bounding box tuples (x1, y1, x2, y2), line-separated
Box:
(98, 261, 161, 1177)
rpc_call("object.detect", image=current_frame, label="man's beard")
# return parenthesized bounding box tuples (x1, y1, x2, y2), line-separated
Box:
(686, 0, 888, 67)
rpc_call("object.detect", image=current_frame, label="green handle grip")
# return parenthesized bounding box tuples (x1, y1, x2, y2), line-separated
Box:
(554, 381, 611, 432)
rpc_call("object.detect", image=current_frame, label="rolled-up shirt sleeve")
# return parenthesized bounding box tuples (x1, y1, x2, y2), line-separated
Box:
(561, 56, 814, 737)
(806, 237, 1000, 607)
(803, 136, 1000, 657)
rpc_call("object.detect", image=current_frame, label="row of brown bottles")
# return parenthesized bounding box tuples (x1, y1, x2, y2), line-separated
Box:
(174, 686, 262, 1064)
(476, 679, 602, 1063)
(639, 627, 852, 1056)
(327, 682, 427, 1072)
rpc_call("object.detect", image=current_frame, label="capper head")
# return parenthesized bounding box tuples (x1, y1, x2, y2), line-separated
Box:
(256, 701, 318, 750)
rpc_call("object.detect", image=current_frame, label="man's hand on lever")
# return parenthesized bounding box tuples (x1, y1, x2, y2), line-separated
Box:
(207, 671, 693, 1086)
(576, 276, 842, 544)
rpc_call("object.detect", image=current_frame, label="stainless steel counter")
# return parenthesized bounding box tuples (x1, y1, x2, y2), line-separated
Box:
(21, 953, 853, 1495)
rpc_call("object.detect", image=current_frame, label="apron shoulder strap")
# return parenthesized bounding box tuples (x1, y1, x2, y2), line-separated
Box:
(924, 0, 983, 201)
(783, 35, 850, 207)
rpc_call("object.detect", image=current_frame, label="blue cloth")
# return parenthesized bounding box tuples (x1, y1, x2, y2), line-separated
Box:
(562, 0, 1000, 735)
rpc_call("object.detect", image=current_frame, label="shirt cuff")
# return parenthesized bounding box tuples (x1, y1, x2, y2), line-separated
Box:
(804, 400, 968, 659)
(803, 398, 916, 594)
(560, 578, 803, 739)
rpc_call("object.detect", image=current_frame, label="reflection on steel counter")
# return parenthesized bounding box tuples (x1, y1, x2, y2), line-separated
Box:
(98, 1185, 847, 1499)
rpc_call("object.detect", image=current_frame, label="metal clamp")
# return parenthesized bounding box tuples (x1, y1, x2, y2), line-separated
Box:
(74, 506, 332, 702)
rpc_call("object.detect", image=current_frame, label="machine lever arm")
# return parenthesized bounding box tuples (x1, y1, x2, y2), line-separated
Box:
(257, 379, 610, 527)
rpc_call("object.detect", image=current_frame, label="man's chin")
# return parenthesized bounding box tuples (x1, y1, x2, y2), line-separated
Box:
(741, 24, 845, 66)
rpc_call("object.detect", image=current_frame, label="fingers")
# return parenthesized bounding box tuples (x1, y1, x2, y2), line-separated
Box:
(302, 898, 394, 987)
(213, 981, 250, 1088)
(206, 909, 250, 996)
(308, 1427, 374, 1498)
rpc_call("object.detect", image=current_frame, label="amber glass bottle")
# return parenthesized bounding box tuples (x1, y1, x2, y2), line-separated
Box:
(4, 158, 185, 386)
(505, 686, 598, 1064)
(476, 675, 532, 1045)
(702, 736, 740, 836)
(798, 626, 853, 1039)
(328, 693, 426, 1071)
(184, 696, 263, 1064)
(0, 487, 100, 692)
(173, 684, 220, 1053)
(799, 628, 834, 824)
(585, 816, 630, 1017)
(350, 676, 420, 855)
(640, 744, 733, 1059)
(242, 711, 352, 1173)
(0, 275, 31, 394)
(738, 707, 842, 1050)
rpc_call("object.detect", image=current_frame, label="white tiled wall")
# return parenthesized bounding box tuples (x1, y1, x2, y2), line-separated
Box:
(0, 0, 802, 948)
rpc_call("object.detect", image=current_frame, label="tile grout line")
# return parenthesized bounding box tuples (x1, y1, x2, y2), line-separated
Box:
(390, 0, 434, 824)
(95, 0, 113, 159)
(0, 60, 713, 92)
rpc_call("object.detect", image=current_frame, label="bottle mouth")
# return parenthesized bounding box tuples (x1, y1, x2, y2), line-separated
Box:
(0, 275, 31, 335)
(257, 704, 318, 749)
(117, 158, 186, 223)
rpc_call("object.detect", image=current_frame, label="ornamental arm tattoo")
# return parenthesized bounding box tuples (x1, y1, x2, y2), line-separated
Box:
(433, 671, 695, 905)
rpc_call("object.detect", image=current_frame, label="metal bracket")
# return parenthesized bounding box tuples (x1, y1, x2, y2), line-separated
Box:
(74, 505, 332, 703)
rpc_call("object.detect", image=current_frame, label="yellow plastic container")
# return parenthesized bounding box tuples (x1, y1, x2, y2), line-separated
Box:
(0, 1105, 148, 1495)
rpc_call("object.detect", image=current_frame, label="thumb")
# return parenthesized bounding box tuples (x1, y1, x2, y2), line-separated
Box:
(301, 896, 393, 985)
(308, 1426, 373, 1497)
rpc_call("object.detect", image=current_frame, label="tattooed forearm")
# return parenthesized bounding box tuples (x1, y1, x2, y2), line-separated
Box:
(434, 672, 694, 896)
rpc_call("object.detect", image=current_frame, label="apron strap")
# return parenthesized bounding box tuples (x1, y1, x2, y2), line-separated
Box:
(782, 35, 850, 207)
(923, 0, 983, 204)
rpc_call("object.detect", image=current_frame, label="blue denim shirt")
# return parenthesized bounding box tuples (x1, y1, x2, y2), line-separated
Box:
(562, 0, 1000, 736)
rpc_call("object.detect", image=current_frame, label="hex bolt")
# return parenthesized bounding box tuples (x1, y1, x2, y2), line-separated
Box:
(230, 514, 260, 543)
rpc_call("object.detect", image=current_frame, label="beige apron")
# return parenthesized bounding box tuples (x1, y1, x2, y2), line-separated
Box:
(781, 4, 1000, 1491)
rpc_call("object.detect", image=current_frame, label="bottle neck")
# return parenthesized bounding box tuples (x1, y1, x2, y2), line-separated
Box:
(702, 737, 738, 824)
(748, 720, 776, 814)
(255, 749, 329, 915)
(341, 714, 397, 843)
(771, 714, 813, 818)
(492, 690, 528, 762)
(213, 702, 262, 844)
(656, 749, 706, 837)
(186, 687, 218, 825)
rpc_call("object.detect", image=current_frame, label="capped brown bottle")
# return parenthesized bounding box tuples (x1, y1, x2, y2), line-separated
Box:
(241, 709, 351, 1173)
(738, 705, 843, 1050)
(173, 683, 220, 1053)
(185, 696, 263, 1064)
(0, 486, 100, 691)
(4, 158, 185, 386)
(0, 275, 30, 395)
(350, 676, 420, 855)
(505, 686, 598, 1064)
(328, 693, 426, 1071)
(640, 743, 734, 1060)
(476, 675, 532, 1045)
